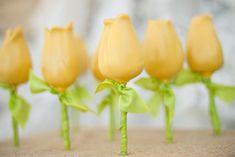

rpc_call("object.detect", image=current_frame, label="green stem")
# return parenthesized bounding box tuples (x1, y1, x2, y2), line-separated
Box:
(208, 86, 221, 135)
(165, 106, 172, 143)
(10, 88, 19, 146)
(12, 116, 19, 146)
(120, 111, 128, 156)
(108, 104, 115, 141)
(61, 102, 71, 150)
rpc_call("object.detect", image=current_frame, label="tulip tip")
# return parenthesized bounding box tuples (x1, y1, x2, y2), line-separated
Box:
(192, 14, 212, 23)
(47, 23, 74, 32)
(14, 27, 23, 36)
(66, 23, 73, 30)
(104, 19, 114, 26)
(4, 26, 24, 41)
(117, 13, 130, 20)
(148, 20, 172, 27)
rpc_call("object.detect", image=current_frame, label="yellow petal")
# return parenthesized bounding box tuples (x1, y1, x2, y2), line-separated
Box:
(0, 26, 32, 85)
(98, 14, 143, 83)
(41, 24, 79, 91)
(91, 19, 114, 81)
(144, 20, 184, 81)
(91, 49, 105, 81)
(187, 15, 223, 77)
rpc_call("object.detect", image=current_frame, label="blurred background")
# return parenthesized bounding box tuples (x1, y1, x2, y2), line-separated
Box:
(0, 0, 235, 139)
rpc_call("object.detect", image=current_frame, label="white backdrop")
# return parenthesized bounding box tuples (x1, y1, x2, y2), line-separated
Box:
(0, 0, 235, 139)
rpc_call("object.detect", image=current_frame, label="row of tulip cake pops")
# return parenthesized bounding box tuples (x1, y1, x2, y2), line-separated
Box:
(142, 14, 235, 141)
(91, 13, 235, 155)
(0, 24, 91, 149)
(0, 12, 235, 156)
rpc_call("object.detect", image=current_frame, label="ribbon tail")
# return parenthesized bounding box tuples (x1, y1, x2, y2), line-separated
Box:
(29, 71, 53, 94)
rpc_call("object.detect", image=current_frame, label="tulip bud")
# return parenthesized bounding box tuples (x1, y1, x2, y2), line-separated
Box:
(0, 27, 32, 85)
(98, 14, 143, 83)
(144, 20, 184, 81)
(41, 23, 79, 92)
(76, 36, 88, 75)
(187, 15, 223, 78)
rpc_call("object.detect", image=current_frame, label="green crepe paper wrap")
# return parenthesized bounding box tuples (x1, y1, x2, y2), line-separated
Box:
(97, 90, 117, 141)
(0, 83, 31, 146)
(29, 71, 92, 150)
(120, 111, 127, 155)
(174, 69, 235, 135)
(96, 79, 149, 155)
(60, 100, 70, 149)
(136, 78, 175, 143)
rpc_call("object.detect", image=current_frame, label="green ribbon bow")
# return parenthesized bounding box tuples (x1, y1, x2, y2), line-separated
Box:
(174, 69, 235, 135)
(135, 77, 175, 143)
(29, 71, 91, 150)
(135, 78, 175, 120)
(29, 71, 91, 112)
(96, 79, 149, 113)
(0, 82, 31, 146)
(96, 79, 149, 155)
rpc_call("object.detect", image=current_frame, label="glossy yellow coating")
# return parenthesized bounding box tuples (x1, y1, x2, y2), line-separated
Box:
(91, 49, 105, 81)
(98, 14, 143, 83)
(41, 23, 79, 92)
(144, 20, 184, 81)
(91, 19, 114, 81)
(0, 27, 32, 85)
(187, 15, 223, 78)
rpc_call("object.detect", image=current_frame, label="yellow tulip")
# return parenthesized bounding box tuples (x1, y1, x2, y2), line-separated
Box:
(0, 27, 32, 85)
(144, 20, 184, 81)
(187, 15, 223, 78)
(41, 23, 79, 92)
(98, 14, 143, 83)
(76, 36, 88, 75)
